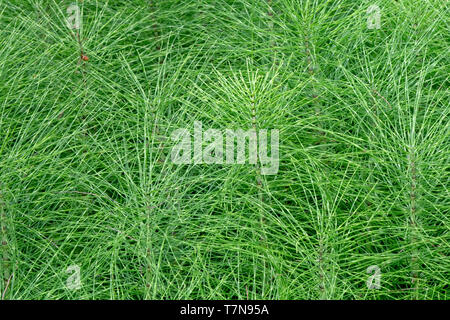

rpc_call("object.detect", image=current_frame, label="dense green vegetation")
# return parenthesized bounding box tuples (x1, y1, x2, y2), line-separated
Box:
(0, 0, 448, 299)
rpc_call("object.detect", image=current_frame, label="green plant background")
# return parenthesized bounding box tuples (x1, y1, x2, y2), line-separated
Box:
(0, 0, 448, 299)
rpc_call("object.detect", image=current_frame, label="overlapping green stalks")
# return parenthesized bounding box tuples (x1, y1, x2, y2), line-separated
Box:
(0, 0, 448, 299)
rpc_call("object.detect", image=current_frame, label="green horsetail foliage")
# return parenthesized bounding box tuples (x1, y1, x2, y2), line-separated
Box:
(0, 0, 448, 300)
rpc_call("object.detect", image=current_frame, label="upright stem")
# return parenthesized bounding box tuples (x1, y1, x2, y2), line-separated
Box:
(75, 30, 87, 84)
(251, 88, 264, 238)
(304, 31, 327, 297)
(150, 0, 162, 64)
(409, 148, 419, 295)
(1, 190, 11, 300)
(267, 0, 276, 65)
